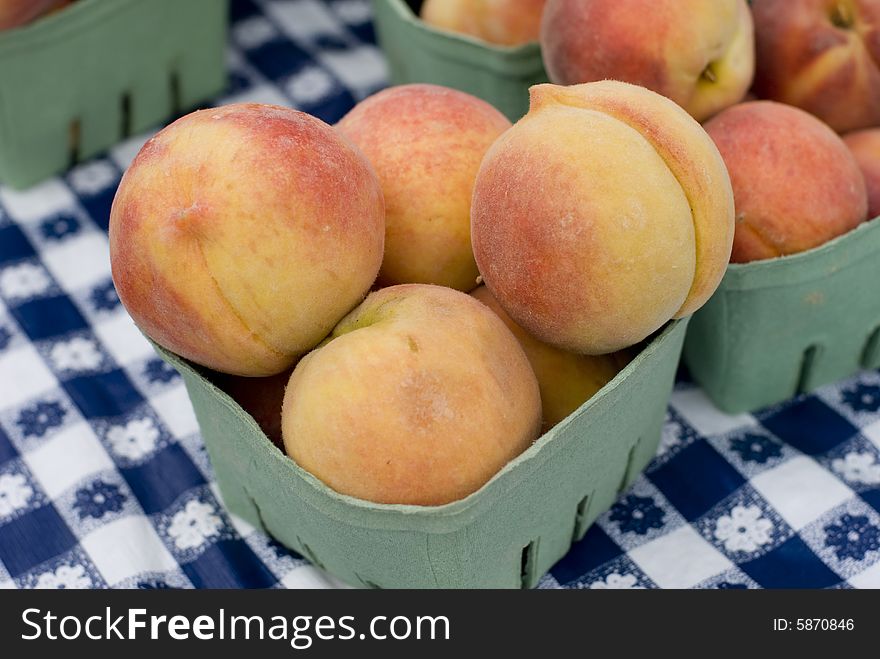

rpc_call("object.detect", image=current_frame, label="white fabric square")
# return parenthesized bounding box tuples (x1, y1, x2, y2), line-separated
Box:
(0, 179, 77, 224)
(849, 559, 880, 588)
(266, 0, 343, 39)
(40, 232, 110, 293)
(629, 525, 732, 589)
(23, 422, 113, 499)
(751, 456, 854, 530)
(671, 388, 757, 436)
(0, 579, 14, 590)
(92, 311, 155, 365)
(319, 46, 388, 99)
(150, 386, 199, 439)
(80, 516, 178, 585)
(863, 419, 880, 451)
(0, 346, 57, 408)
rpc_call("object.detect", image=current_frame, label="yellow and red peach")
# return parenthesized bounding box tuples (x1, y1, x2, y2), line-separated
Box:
(471, 81, 735, 355)
(282, 284, 541, 506)
(540, 0, 755, 122)
(421, 0, 546, 46)
(337, 84, 511, 292)
(0, 0, 66, 30)
(110, 103, 385, 377)
(471, 285, 626, 431)
(751, 0, 880, 133)
(844, 129, 880, 219)
(704, 101, 868, 263)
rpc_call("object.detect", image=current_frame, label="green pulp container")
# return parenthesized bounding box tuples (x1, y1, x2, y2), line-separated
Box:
(0, 0, 228, 189)
(684, 217, 880, 414)
(371, 0, 547, 120)
(155, 319, 689, 589)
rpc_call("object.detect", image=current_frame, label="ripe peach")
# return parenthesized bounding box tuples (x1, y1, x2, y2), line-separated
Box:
(0, 0, 66, 30)
(337, 84, 511, 292)
(471, 285, 625, 431)
(421, 0, 546, 46)
(844, 129, 880, 219)
(282, 284, 541, 506)
(752, 0, 880, 133)
(110, 103, 385, 377)
(540, 0, 755, 122)
(471, 81, 735, 355)
(704, 101, 868, 262)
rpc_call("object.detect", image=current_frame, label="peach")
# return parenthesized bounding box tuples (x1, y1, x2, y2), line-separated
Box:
(337, 84, 511, 292)
(0, 0, 66, 30)
(704, 101, 868, 263)
(110, 103, 385, 377)
(752, 0, 880, 133)
(211, 368, 293, 450)
(471, 81, 735, 355)
(420, 0, 546, 46)
(844, 129, 880, 219)
(282, 284, 541, 505)
(540, 0, 755, 122)
(471, 285, 626, 431)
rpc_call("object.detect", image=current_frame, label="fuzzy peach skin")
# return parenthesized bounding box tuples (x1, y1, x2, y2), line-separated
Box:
(844, 129, 880, 218)
(471, 286, 627, 431)
(337, 85, 511, 292)
(282, 284, 541, 506)
(752, 0, 880, 134)
(0, 0, 66, 30)
(421, 0, 546, 46)
(540, 0, 754, 122)
(471, 81, 735, 355)
(211, 368, 293, 450)
(110, 104, 385, 377)
(705, 102, 868, 263)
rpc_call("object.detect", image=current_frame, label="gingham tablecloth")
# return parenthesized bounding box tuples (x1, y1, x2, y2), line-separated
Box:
(0, 0, 879, 590)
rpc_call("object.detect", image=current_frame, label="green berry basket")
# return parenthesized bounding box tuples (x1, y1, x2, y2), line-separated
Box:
(684, 216, 880, 414)
(371, 0, 548, 120)
(153, 319, 689, 589)
(0, 0, 228, 190)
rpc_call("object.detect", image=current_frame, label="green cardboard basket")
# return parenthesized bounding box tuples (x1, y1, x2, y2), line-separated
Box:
(684, 217, 880, 414)
(154, 319, 689, 589)
(0, 0, 228, 189)
(371, 0, 547, 120)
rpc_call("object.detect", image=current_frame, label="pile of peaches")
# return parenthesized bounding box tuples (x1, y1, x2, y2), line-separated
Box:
(109, 0, 879, 507)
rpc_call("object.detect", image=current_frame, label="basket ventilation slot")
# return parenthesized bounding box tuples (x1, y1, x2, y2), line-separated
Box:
(796, 344, 822, 395)
(617, 441, 640, 494)
(120, 92, 133, 139)
(572, 493, 593, 543)
(863, 326, 880, 369)
(68, 119, 81, 169)
(520, 540, 539, 589)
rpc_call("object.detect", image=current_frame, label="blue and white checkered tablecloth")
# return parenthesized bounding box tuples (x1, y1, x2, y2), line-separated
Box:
(0, 0, 879, 590)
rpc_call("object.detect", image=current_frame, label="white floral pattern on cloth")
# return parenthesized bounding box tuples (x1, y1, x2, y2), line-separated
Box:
(34, 564, 92, 589)
(286, 67, 335, 104)
(0, 472, 33, 516)
(832, 452, 880, 486)
(589, 573, 643, 589)
(106, 418, 160, 460)
(49, 337, 103, 372)
(0, 263, 51, 300)
(714, 505, 774, 553)
(168, 500, 223, 551)
(68, 160, 118, 196)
